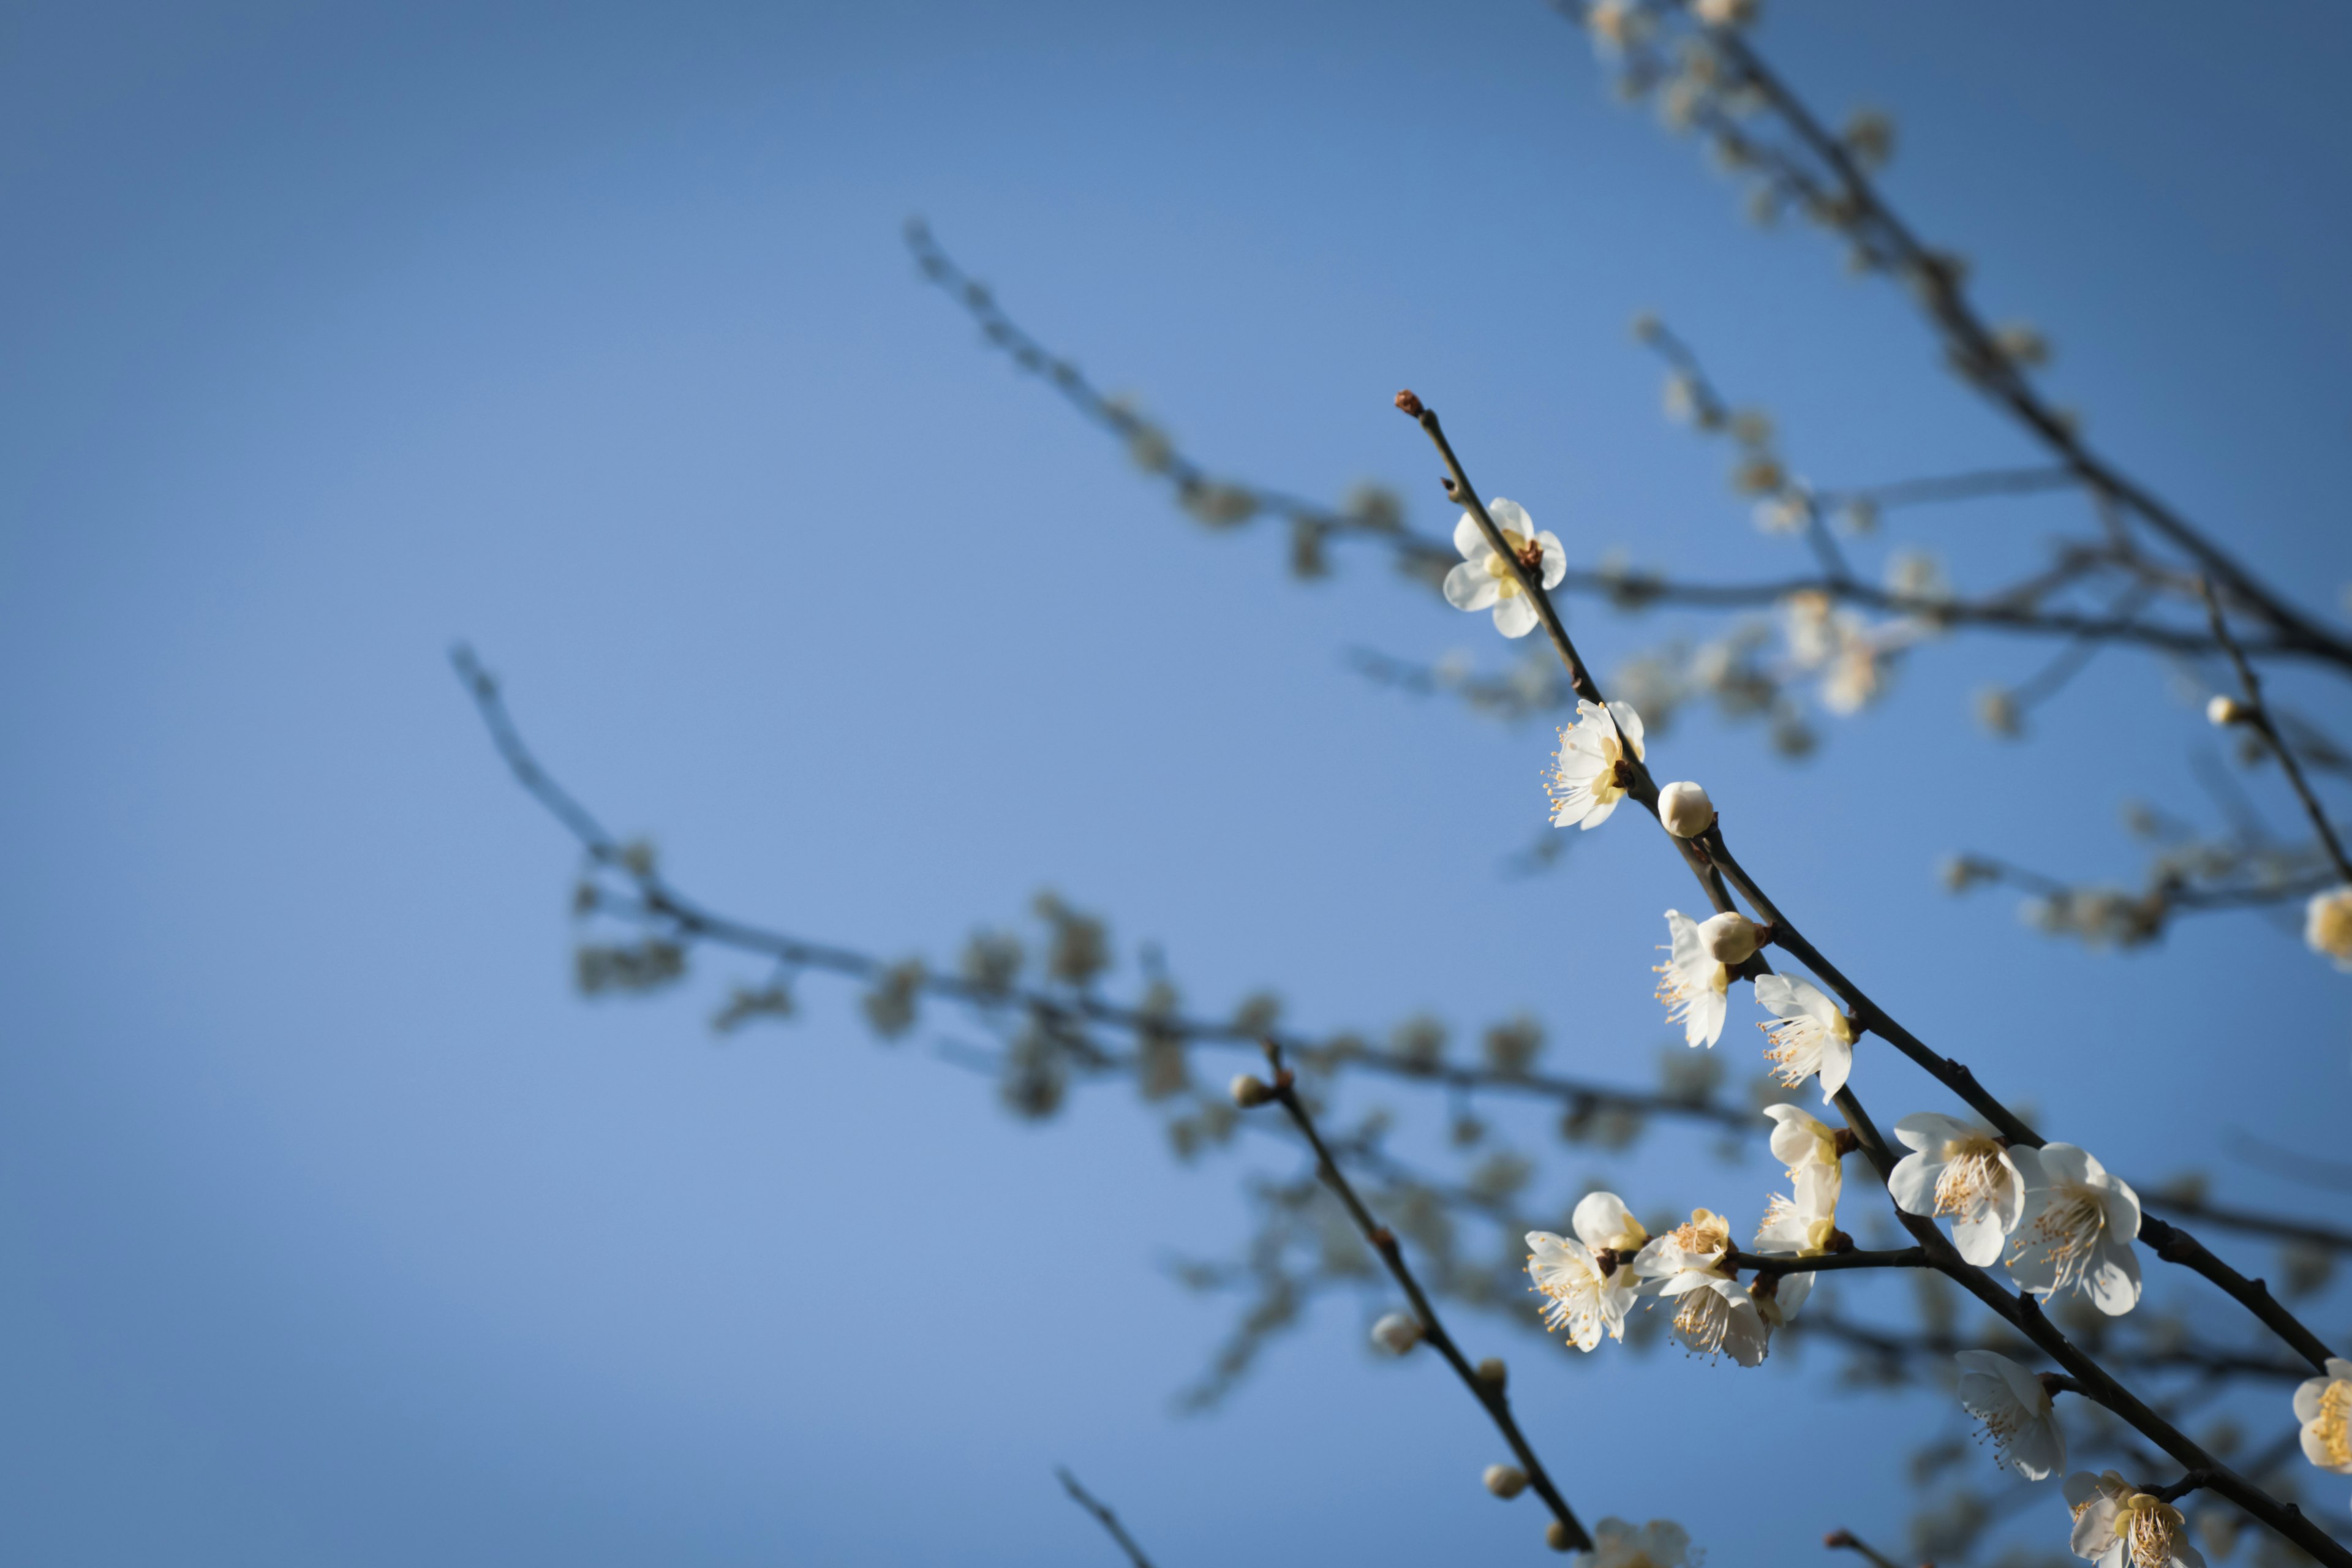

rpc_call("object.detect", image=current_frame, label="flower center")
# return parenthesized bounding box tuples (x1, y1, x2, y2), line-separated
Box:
(2013, 1183, 2105, 1289)
(2116, 1496, 2184, 1568)
(2316, 1381, 2352, 1469)
(1932, 1139, 2005, 1218)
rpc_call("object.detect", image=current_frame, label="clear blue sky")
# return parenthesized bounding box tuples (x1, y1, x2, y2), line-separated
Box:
(4, 2, 2349, 1563)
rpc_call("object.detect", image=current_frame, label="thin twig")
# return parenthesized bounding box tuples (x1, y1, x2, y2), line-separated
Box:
(1252, 1039, 1593, 1553)
(1823, 1526, 1919, 1568)
(2201, 578, 2352, 882)
(1056, 1468, 1156, 1568)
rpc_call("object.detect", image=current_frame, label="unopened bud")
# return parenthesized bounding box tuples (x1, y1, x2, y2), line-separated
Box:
(1697, 910, 1763, 965)
(1475, 1356, 1507, 1390)
(2206, 695, 2248, 727)
(1393, 389, 1425, 419)
(1657, 780, 1716, 837)
(1229, 1074, 1275, 1108)
(1483, 1464, 1529, 1499)
(1370, 1312, 1422, 1354)
(1546, 1520, 1577, 1552)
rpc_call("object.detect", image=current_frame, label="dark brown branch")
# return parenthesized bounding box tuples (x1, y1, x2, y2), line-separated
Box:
(1822, 1527, 1918, 1568)
(1252, 1042, 1593, 1553)
(1056, 1468, 1156, 1568)
(1723, 1246, 1926, 1277)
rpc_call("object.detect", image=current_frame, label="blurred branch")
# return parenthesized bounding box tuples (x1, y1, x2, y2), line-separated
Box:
(1056, 1468, 1157, 1568)
(1248, 1041, 1593, 1553)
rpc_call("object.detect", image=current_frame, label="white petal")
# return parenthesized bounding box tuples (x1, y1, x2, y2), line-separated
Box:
(1581, 796, 1619, 830)
(1952, 1210, 2006, 1267)
(1892, 1112, 1973, 1155)
(1452, 513, 1490, 560)
(2086, 1245, 2141, 1316)
(1607, 699, 1646, 760)
(1487, 497, 1531, 537)
(1886, 1152, 1940, 1217)
(1817, 1031, 1853, 1099)
(1536, 532, 1567, 589)
(1443, 560, 1498, 611)
(2010, 1415, 2065, 1481)
(1493, 592, 1539, 639)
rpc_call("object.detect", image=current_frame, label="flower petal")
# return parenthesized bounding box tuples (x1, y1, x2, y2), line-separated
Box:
(1444, 560, 1498, 611)
(1493, 592, 1539, 638)
(1452, 514, 1489, 561)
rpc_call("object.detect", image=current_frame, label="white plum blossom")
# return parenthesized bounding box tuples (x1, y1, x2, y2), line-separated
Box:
(1525, 1191, 1647, 1351)
(2307, 888, 2352, 971)
(1954, 1350, 2065, 1480)
(1751, 1161, 1841, 1327)
(1655, 910, 1731, 1048)
(1888, 1112, 2025, 1267)
(2294, 1357, 2352, 1483)
(2064, 1471, 2204, 1568)
(1585, 1517, 1694, 1568)
(2008, 1143, 2143, 1316)
(1754, 973, 1856, 1101)
(1762, 1103, 1844, 1184)
(1546, 699, 1648, 831)
(1583, 0, 1652, 57)
(1442, 499, 1565, 639)
(1635, 1208, 1770, 1366)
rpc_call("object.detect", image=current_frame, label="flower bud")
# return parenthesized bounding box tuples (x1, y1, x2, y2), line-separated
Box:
(1370, 1312, 1422, 1354)
(1475, 1356, 1507, 1390)
(2206, 695, 2248, 727)
(1483, 1464, 1529, 1499)
(1229, 1073, 1274, 1109)
(1697, 911, 1763, 965)
(1657, 781, 1715, 837)
(1546, 1520, 1577, 1553)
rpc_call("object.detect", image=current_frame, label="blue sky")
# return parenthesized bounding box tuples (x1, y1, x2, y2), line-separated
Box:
(4, 2, 2350, 1563)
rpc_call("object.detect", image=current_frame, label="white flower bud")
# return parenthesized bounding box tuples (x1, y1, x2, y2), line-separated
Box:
(1229, 1073, 1275, 1109)
(1697, 911, 1763, 965)
(1370, 1312, 1422, 1354)
(1657, 781, 1715, 837)
(2206, 695, 2247, 727)
(1483, 1464, 1529, 1499)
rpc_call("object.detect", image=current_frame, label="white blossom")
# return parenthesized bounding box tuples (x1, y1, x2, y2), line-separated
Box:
(2293, 1356, 2352, 1480)
(1753, 973, 1856, 1100)
(1546, 699, 1648, 831)
(1697, 910, 1763, 965)
(1954, 1350, 2065, 1480)
(1442, 499, 1566, 639)
(2064, 1471, 2204, 1568)
(1751, 1161, 1841, 1326)
(1694, 0, 1757, 27)
(1762, 1103, 1844, 1182)
(2307, 887, 2352, 971)
(1526, 1191, 1646, 1351)
(1654, 911, 1731, 1048)
(2008, 1143, 2142, 1316)
(1583, 0, 1651, 56)
(1584, 1517, 1695, 1568)
(1635, 1208, 1769, 1366)
(1888, 1112, 2024, 1267)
